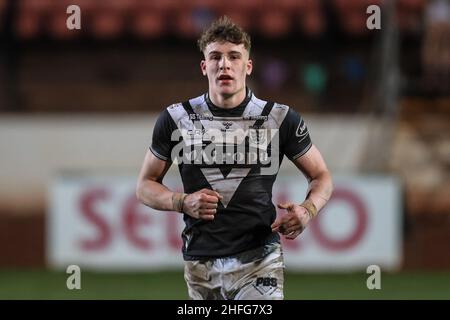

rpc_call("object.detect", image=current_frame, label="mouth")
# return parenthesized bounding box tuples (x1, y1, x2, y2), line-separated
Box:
(217, 74, 234, 82)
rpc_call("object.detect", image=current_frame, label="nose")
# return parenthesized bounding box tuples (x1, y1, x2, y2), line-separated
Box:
(219, 56, 231, 70)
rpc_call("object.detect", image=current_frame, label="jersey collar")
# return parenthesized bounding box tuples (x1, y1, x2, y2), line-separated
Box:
(204, 88, 253, 117)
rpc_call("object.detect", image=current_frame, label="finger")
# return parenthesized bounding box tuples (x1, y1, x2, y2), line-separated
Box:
(199, 214, 215, 221)
(200, 202, 218, 209)
(278, 225, 287, 234)
(282, 218, 298, 229)
(199, 209, 217, 216)
(201, 189, 223, 199)
(273, 223, 289, 234)
(277, 203, 295, 211)
(283, 224, 300, 235)
(272, 225, 282, 233)
(271, 214, 292, 231)
(200, 194, 219, 203)
(285, 229, 302, 240)
(271, 216, 283, 231)
(277, 203, 291, 210)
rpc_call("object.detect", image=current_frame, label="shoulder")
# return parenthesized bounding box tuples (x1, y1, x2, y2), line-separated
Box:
(280, 106, 308, 132)
(283, 105, 305, 121)
(153, 103, 182, 131)
(252, 93, 306, 121)
(164, 94, 205, 121)
(270, 103, 309, 138)
(250, 94, 292, 126)
(164, 102, 184, 118)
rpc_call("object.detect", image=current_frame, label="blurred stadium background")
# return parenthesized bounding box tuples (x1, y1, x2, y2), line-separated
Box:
(0, 0, 449, 299)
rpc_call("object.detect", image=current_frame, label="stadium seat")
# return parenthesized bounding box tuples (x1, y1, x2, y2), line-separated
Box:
(15, 9, 41, 39)
(190, 0, 225, 11)
(398, 0, 426, 11)
(332, 0, 378, 36)
(259, 10, 291, 38)
(91, 9, 125, 39)
(0, 0, 5, 29)
(20, 0, 53, 13)
(136, 0, 178, 11)
(274, 0, 305, 11)
(105, 0, 137, 11)
(300, 9, 326, 37)
(397, 0, 426, 33)
(345, 13, 369, 36)
(220, 10, 251, 31)
(294, 0, 320, 11)
(43, 0, 96, 40)
(174, 10, 199, 38)
(221, 0, 263, 12)
(132, 10, 166, 39)
(56, 0, 98, 11)
(48, 9, 81, 39)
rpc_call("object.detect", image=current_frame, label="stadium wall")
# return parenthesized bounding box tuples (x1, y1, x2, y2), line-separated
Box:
(0, 115, 449, 270)
(0, 113, 384, 213)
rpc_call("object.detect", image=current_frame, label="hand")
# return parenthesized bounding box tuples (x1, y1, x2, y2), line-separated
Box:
(182, 188, 223, 221)
(271, 202, 311, 239)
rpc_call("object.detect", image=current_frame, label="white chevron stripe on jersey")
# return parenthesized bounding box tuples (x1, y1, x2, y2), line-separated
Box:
(200, 167, 251, 208)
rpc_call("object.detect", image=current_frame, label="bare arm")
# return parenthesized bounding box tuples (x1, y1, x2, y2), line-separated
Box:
(272, 144, 333, 239)
(136, 150, 222, 219)
(292, 144, 333, 212)
(136, 149, 174, 211)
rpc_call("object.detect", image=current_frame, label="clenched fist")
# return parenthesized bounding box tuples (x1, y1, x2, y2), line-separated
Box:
(183, 188, 223, 221)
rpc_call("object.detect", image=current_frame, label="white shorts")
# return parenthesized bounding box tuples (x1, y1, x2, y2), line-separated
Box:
(184, 242, 284, 300)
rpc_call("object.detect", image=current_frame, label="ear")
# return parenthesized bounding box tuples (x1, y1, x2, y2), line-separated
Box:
(246, 59, 253, 76)
(200, 60, 207, 76)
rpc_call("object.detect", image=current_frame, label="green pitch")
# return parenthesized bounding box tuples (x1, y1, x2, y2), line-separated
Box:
(0, 269, 449, 299)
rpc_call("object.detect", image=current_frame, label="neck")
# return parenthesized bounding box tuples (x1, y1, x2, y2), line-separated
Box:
(209, 87, 246, 109)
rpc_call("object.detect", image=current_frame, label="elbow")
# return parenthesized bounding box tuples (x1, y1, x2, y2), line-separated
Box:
(136, 179, 157, 209)
(135, 186, 142, 203)
(326, 170, 334, 198)
(316, 169, 334, 200)
(135, 181, 145, 204)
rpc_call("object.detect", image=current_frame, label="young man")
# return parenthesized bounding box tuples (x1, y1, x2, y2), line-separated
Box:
(136, 16, 333, 300)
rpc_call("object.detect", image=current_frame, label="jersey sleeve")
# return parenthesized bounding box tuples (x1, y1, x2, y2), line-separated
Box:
(149, 108, 179, 162)
(280, 108, 312, 160)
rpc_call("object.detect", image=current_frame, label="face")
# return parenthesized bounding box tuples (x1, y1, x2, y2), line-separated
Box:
(200, 41, 253, 97)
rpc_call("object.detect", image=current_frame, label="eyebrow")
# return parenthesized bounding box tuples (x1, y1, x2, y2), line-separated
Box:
(208, 51, 242, 57)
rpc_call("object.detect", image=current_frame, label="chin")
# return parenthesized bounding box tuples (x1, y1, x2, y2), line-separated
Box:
(218, 87, 235, 95)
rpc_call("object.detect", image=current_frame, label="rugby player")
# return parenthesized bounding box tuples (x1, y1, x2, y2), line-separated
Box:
(136, 16, 333, 300)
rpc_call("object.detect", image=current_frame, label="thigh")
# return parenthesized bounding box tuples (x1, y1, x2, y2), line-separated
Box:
(184, 260, 225, 300)
(230, 244, 285, 300)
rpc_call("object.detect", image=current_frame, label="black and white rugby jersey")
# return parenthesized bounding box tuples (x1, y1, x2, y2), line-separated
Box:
(150, 88, 312, 260)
